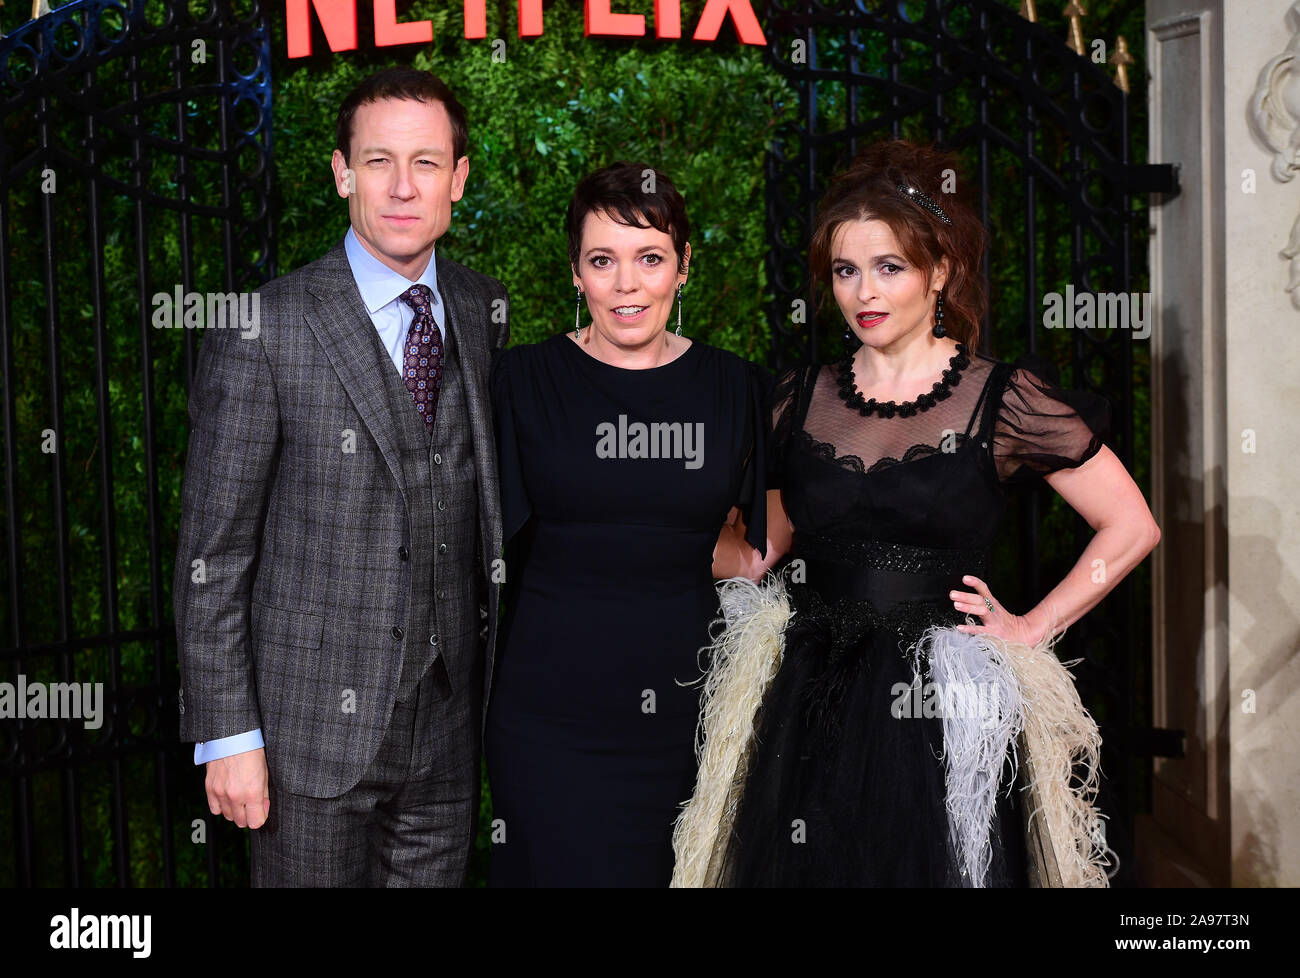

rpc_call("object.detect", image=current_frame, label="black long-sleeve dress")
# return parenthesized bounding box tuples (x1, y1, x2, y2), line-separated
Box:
(485, 333, 768, 886)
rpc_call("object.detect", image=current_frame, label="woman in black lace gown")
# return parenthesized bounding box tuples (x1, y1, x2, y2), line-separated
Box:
(674, 141, 1161, 888)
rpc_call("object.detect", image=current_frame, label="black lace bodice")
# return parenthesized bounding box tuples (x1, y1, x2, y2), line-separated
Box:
(770, 350, 1110, 557)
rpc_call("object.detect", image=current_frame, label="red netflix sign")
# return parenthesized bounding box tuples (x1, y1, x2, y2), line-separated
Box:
(286, 0, 768, 57)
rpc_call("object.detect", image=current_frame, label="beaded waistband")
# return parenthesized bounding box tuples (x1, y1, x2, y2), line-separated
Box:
(795, 532, 989, 578)
(787, 582, 958, 638)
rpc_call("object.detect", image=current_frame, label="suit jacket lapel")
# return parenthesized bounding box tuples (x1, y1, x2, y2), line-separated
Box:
(303, 240, 409, 498)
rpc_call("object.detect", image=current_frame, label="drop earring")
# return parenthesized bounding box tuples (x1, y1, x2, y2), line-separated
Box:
(932, 290, 946, 338)
(575, 286, 583, 340)
(675, 284, 683, 336)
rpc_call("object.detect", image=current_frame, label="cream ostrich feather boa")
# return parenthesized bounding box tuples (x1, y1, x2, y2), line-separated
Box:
(670, 572, 1114, 888)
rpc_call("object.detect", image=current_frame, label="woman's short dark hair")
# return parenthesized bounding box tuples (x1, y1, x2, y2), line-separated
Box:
(809, 139, 988, 349)
(335, 67, 468, 165)
(566, 162, 690, 275)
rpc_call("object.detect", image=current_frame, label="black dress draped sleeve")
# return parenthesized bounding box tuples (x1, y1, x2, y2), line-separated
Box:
(734, 360, 772, 558)
(489, 346, 532, 545)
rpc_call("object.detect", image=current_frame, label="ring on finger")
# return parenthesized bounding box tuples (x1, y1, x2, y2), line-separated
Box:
(984, 597, 995, 612)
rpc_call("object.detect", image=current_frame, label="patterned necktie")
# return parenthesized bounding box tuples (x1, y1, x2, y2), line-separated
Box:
(398, 284, 444, 431)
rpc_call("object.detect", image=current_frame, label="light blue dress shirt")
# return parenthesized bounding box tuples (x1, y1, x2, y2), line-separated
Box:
(194, 228, 446, 765)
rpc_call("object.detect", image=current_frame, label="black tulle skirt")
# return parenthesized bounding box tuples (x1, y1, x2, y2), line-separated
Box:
(713, 583, 1029, 888)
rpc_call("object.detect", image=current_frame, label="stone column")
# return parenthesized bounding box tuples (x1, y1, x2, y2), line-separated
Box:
(1145, 0, 1300, 887)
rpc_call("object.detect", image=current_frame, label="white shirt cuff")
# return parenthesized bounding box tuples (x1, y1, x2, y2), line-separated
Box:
(194, 728, 264, 765)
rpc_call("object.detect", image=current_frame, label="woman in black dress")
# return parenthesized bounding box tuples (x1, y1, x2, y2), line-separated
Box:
(675, 140, 1161, 887)
(485, 162, 769, 886)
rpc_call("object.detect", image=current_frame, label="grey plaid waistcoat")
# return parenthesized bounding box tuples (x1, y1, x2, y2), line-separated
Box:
(378, 308, 481, 697)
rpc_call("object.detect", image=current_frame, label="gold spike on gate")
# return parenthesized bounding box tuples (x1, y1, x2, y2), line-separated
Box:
(1063, 1, 1087, 57)
(1110, 35, 1134, 94)
(1020, 0, 1038, 22)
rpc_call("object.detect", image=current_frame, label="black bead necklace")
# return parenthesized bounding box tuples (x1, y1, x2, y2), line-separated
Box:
(835, 344, 970, 419)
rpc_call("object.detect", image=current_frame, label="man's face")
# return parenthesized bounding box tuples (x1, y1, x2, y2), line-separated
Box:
(331, 97, 468, 278)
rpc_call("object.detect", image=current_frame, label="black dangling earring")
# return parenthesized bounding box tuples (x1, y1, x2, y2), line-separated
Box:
(932, 290, 947, 338)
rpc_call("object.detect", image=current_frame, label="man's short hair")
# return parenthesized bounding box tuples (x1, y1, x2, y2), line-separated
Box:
(335, 67, 468, 165)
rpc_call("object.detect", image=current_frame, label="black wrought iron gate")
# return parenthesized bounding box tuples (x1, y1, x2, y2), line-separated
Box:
(762, 0, 1177, 885)
(0, 0, 274, 885)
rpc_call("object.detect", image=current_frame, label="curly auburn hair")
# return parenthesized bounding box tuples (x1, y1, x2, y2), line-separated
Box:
(808, 140, 988, 349)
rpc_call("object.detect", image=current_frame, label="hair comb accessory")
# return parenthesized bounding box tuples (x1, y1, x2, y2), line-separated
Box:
(895, 182, 953, 225)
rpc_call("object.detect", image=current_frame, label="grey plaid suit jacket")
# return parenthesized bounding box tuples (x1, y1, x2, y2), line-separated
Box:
(174, 238, 508, 798)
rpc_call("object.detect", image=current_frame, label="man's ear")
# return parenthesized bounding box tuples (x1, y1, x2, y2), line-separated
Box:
(451, 155, 469, 203)
(330, 149, 354, 199)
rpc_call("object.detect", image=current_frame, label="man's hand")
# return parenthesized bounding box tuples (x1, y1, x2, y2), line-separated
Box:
(205, 747, 270, 829)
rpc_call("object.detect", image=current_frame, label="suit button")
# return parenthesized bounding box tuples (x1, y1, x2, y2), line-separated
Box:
(437, 500, 446, 511)
(429, 634, 438, 646)
(438, 543, 447, 554)
(391, 626, 403, 640)
(398, 546, 409, 561)
(437, 590, 446, 600)
(433, 452, 442, 465)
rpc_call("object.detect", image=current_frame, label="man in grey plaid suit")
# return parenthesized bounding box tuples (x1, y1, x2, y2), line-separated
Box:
(173, 68, 508, 885)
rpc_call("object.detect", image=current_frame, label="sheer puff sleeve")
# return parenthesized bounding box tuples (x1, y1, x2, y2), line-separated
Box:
(490, 346, 532, 545)
(733, 359, 772, 558)
(993, 355, 1111, 486)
